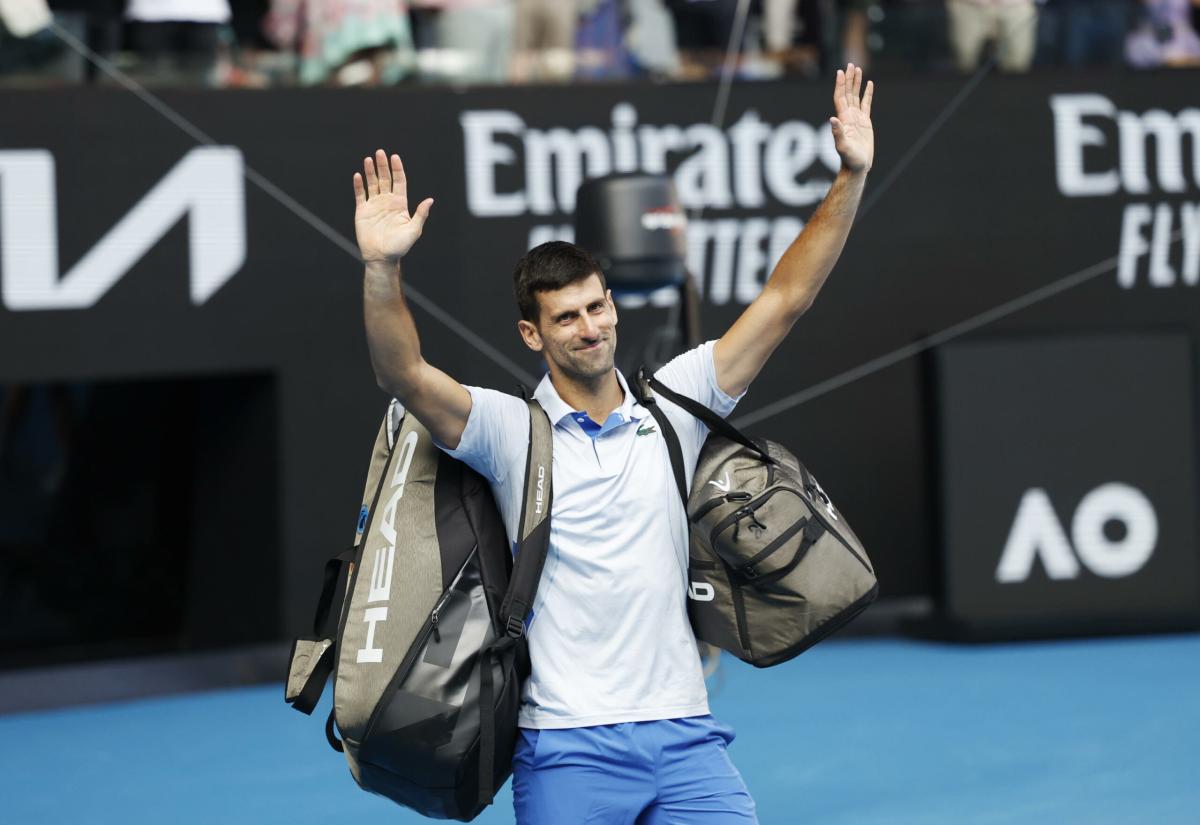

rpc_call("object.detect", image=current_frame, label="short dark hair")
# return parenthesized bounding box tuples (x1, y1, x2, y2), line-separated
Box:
(512, 241, 606, 323)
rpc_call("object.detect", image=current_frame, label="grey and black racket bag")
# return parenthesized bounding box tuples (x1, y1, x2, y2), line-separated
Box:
(285, 399, 552, 821)
(637, 371, 878, 668)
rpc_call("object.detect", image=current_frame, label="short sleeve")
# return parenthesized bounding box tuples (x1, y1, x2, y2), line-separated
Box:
(652, 340, 745, 418)
(649, 341, 747, 477)
(437, 386, 529, 485)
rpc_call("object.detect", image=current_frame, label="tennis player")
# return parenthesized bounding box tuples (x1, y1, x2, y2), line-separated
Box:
(353, 64, 875, 824)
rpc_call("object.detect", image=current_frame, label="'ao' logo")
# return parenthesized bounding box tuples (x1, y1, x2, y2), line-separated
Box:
(995, 482, 1158, 583)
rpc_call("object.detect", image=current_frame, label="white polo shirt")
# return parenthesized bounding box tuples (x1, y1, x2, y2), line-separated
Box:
(440, 341, 742, 729)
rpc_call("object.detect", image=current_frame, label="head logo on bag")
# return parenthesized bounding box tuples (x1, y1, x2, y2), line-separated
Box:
(358, 430, 419, 665)
(286, 402, 554, 821)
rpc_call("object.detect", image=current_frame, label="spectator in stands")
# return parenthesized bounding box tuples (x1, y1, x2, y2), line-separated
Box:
(945, 0, 1038, 72)
(1038, 0, 1131, 68)
(0, 0, 56, 80)
(667, 0, 740, 77)
(265, 0, 414, 86)
(625, 0, 681, 77)
(0, 0, 51, 38)
(576, 0, 637, 78)
(219, 0, 274, 87)
(511, 0, 577, 82)
(13, 1, 127, 84)
(411, 0, 514, 85)
(764, 0, 872, 77)
(126, 0, 231, 85)
(762, 0, 824, 77)
(1125, 0, 1200, 67)
(840, 0, 873, 69)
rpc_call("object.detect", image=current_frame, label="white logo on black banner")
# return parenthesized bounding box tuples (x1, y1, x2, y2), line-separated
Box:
(0, 147, 246, 310)
(995, 482, 1158, 583)
(1050, 94, 1200, 289)
(460, 104, 840, 305)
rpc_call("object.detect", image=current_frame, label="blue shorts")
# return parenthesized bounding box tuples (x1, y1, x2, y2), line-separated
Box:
(512, 715, 758, 824)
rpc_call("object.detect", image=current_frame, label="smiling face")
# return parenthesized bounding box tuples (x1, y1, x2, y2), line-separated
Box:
(517, 273, 618, 383)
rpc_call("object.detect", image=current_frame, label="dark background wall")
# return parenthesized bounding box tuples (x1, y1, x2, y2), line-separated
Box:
(1, 71, 1197, 660)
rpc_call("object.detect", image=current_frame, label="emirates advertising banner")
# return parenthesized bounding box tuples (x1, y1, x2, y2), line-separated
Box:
(0, 72, 1197, 633)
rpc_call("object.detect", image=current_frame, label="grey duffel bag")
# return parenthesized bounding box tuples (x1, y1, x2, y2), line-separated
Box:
(636, 371, 878, 668)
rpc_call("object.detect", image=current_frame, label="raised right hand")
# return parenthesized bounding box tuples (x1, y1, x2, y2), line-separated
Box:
(353, 149, 434, 264)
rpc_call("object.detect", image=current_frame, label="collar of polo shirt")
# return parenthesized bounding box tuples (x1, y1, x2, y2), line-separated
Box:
(533, 369, 651, 433)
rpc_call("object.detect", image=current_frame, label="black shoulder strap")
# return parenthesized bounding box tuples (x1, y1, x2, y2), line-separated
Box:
(499, 400, 554, 637)
(643, 369, 773, 465)
(635, 368, 689, 506)
(480, 399, 553, 804)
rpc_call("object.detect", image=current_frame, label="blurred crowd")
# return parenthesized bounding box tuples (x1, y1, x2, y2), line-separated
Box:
(0, 0, 1198, 87)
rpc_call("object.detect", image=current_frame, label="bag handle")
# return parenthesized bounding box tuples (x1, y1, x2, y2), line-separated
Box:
(640, 367, 774, 465)
(634, 369, 689, 506)
(311, 549, 353, 637)
(287, 405, 396, 718)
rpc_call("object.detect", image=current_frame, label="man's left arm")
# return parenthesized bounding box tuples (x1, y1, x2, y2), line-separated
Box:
(714, 63, 875, 399)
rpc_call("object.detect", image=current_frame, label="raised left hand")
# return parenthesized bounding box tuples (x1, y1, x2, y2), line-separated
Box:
(830, 63, 874, 174)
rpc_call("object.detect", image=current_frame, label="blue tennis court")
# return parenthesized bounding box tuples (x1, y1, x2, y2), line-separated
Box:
(2, 634, 1196, 824)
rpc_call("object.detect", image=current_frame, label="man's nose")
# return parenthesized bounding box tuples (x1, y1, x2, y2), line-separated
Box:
(580, 313, 600, 339)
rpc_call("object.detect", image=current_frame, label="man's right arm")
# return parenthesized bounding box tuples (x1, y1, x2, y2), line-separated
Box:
(355, 149, 471, 449)
(362, 259, 471, 449)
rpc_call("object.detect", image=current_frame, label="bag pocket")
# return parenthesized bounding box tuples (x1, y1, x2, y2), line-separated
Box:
(707, 487, 812, 582)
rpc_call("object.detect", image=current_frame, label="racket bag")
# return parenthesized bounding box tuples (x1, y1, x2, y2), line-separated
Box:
(285, 399, 552, 821)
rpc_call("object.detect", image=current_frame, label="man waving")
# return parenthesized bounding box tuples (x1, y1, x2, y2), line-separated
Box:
(353, 64, 875, 825)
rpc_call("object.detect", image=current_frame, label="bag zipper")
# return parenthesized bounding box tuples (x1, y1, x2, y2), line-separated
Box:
(362, 548, 477, 738)
(728, 572, 753, 655)
(737, 517, 809, 578)
(430, 586, 454, 643)
(710, 484, 872, 576)
(691, 490, 751, 523)
(708, 486, 797, 549)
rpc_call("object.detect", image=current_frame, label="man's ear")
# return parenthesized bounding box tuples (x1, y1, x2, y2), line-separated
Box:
(606, 289, 618, 326)
(517, 319, 543, 352)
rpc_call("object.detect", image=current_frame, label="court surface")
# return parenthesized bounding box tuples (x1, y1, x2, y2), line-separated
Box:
(1, 634, 1196, 824)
